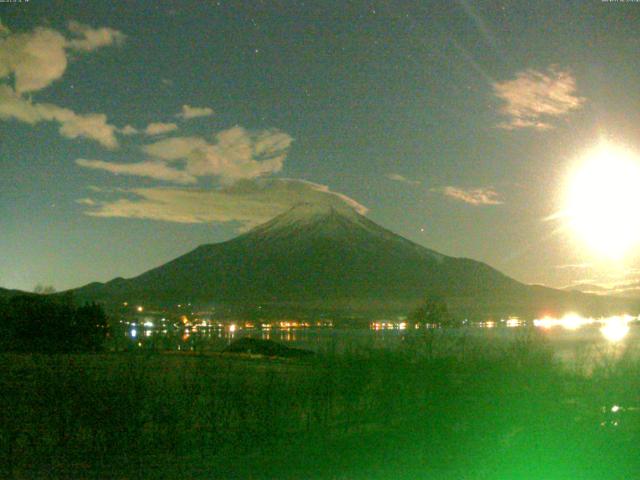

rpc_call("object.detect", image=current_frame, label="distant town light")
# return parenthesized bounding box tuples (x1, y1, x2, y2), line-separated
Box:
(479, 321, 496, 329)
(505, 318, 521, 328)
(533, 317, 554, 329)
(560, 313, 585, 330)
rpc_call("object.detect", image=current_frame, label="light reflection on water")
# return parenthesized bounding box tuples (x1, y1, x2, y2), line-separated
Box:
(600, 317, 631, 342)
(120, 313, 639, 368)
(533, 313, 637, 342)
(599, 403, 640, 429)
(532, 313, 636, 342)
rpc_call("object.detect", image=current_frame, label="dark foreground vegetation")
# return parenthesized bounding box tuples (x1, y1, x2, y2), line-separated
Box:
(1, 330, 640, 479)
(0, 295, 108, 353)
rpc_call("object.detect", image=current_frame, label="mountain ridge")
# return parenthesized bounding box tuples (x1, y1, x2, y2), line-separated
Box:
(70, 203, 635, 319)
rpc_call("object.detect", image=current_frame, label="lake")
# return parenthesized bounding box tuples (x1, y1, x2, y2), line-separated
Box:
(114, 313, 640, 370)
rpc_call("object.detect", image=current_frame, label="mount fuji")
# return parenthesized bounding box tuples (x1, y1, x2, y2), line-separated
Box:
(72, 203, 630, 318)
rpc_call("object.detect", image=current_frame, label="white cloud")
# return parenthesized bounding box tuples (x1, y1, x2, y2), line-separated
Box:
(75, 126, 293, 182)
(440, 186, 503, 206)
(0, 21, 124, 94)
(137, 126, 292, 181)
(0, 85, 119, 148)
(76, 158, 196, 184)
(77, 178, 367, 228)
(0, 27, 68, 94)
(176, 104, 214, 120)
(65, 21, 126, 52)
(141, 136, 209, 160)
(119, 125, 139, 135)
(493, 66, 585, 130)
(0, 21, 125, 148)
(144, 122, 178, 136)
(385, 173, 420, 185)
(554, 263, 592, 270)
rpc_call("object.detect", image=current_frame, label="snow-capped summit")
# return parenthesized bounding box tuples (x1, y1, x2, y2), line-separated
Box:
(244, 202, 383, 242)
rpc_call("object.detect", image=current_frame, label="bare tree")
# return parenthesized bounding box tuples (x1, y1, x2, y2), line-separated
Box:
(33, 284, 56, 295)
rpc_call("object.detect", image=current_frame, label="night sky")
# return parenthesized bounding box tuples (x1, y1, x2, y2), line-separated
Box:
(2, 0, 640, 292)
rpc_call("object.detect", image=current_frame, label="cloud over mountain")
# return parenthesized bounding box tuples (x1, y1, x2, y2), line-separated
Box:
(76, 158, 197, 184)
(77, 178, 367, 228)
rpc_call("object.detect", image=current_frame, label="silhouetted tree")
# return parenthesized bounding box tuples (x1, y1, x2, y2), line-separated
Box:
(73, 303, 109, 352)
(409, 295, 456, 327)
(0, 295, 108, 352)
(33, 284, 57, 295)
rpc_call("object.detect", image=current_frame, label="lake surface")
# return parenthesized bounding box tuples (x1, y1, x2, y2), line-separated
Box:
(114, 314, 640, 369)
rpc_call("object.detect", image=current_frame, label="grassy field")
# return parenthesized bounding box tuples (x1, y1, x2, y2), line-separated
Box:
(1, 330, 640, 479)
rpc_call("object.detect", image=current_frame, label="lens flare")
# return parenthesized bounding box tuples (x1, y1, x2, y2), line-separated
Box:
(600, 315, 631, 342)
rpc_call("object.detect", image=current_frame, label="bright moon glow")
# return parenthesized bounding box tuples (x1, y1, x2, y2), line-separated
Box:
(564, 141, 640, 259)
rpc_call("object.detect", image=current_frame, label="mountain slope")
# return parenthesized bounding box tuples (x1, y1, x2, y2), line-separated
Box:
(0, 287, 32, 299)
(73, 203, 633, 318)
